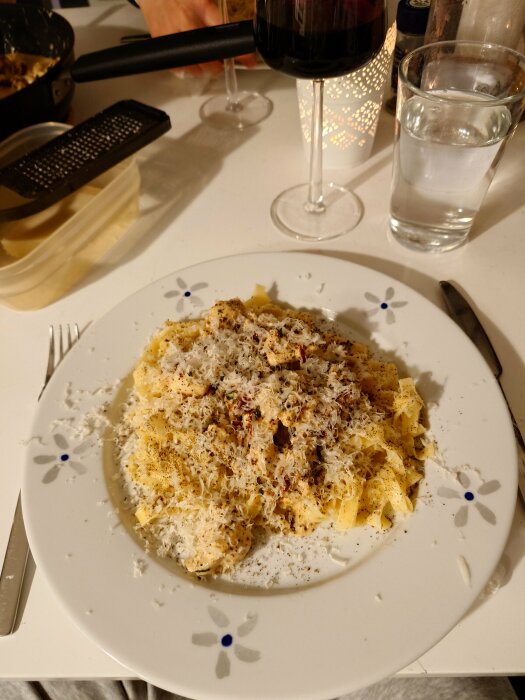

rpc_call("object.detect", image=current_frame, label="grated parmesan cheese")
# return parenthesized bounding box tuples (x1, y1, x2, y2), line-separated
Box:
(115, 293, 432, 576)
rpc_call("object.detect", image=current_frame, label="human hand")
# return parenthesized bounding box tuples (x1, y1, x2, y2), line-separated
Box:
(137, 0, 256, 76)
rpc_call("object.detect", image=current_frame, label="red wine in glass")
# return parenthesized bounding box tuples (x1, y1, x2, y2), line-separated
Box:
(254, 0, 387, 240)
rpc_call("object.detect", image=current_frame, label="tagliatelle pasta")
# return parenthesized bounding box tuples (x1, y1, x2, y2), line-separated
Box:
(116, 287, 432, 575)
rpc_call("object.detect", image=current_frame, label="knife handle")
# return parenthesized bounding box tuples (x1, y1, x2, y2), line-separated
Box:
(508, 410, 525, 509)
(0, 493, 30, 636)
(495, 379, 525, 508)
(71, 21, 255, 83)
(509, 408, 525, 454)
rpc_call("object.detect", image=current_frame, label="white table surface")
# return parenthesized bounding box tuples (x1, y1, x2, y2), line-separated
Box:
(1, 1, 525, 687)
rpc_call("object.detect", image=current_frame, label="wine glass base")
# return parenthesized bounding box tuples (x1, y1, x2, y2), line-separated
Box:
(270, 183, 363, 241)
(200, 92, 272, 130)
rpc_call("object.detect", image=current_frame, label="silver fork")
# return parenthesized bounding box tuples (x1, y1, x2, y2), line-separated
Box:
(0, 324, 80, 636)
(38, 324, 80, 399)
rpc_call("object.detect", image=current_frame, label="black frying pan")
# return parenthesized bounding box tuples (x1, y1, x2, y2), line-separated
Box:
(0, 6, 255, 140)
(0, 5, 75, 141)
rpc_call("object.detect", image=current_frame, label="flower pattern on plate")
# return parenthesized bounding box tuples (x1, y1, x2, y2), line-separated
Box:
(365, 288, 407, 324)
(164, 278, 208, 313)
(34, 433, 91, 484)
(437, 472, 500, 527)
(192, 606, 260, 678)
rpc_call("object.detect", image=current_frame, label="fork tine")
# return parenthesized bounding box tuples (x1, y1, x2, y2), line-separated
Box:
(64, 324, 80, 353)
(58, 324, 80, 360)
(68, 323, 80, 349)
(58, 324, 64, 362)
(49, 325, 55, 370)
(38, 324, 80, 400)
(38, 326, 56, 400)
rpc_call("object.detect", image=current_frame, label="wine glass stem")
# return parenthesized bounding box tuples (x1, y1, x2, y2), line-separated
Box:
(219, 0, 243, 114)
(224, 57, 243, 113)
(306, 79, 326, 215)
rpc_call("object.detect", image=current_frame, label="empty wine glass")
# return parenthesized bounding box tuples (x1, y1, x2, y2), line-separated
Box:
(200, 0, 272, 130)
(254, 0, 386, 240)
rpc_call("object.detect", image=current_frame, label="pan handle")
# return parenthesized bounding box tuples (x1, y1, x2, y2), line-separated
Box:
(71, 20, 255, 83)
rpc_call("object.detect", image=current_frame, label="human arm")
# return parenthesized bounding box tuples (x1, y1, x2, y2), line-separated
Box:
(131, 0, 256, 75)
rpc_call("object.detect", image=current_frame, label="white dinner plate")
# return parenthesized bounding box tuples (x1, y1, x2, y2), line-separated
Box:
(23, 252, 517, 700)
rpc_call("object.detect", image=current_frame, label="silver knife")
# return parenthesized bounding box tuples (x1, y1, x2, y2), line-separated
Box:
(440, 280, 525, 507)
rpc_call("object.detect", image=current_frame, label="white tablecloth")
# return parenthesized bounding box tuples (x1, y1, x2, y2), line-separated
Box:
(1, 1, 524, 684)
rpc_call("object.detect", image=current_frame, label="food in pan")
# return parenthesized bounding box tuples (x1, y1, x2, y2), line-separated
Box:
(0, 53, 59, 100)
(116, 288, 432, 575)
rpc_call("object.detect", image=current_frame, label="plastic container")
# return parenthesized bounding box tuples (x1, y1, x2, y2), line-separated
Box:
(0, 123, 140, 310)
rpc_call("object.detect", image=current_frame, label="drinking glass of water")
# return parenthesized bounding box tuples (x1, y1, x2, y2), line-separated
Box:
(389, 41, 525, 253)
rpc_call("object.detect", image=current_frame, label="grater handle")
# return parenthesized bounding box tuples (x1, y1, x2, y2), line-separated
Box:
(71, 20, 255, 83)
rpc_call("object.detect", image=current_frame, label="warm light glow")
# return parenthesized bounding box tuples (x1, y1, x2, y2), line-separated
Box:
(297, 23, 396, 167)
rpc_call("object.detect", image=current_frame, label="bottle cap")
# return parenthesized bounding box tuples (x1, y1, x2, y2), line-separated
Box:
(396, 0, 430, 35)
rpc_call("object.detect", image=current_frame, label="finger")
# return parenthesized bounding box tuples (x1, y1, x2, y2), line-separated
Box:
(174, 59, 223, 76)
(197, 60, 225, 75)
(202, 3, 221, 26)
(236, 53, 258, 69)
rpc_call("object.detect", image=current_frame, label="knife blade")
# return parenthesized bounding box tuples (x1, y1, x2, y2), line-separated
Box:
(440, 280, 525, 507)
(0, 494, 30, 636)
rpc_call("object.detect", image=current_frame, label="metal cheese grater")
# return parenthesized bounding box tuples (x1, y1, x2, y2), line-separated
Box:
(0, 99, 171, 221)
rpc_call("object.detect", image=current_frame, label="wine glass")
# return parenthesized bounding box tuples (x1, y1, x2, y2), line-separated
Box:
(254, 0, 386, 240)
(200, 0, 272, 130)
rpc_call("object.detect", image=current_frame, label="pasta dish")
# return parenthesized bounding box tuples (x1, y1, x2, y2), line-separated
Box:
(116, 288, 431, 575)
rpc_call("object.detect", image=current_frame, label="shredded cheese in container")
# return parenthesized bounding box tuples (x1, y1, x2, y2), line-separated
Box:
(116, 287, 432, 575)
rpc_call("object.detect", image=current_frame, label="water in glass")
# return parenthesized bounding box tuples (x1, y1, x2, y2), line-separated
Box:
(390, 89, 512, 252)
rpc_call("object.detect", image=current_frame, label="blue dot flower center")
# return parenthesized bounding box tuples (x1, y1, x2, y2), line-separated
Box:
(60, 453, 70, 462)
(464, 491, 475, 501)
(221, 633, 233, 647)
(380, 302, 388, 309)
(184, 291, 191, 297)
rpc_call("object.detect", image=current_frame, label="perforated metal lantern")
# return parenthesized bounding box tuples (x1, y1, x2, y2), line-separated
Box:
(297, 23, 396, 169)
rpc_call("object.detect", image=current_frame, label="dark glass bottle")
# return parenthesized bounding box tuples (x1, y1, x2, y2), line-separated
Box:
(385, 0, 430, 114)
